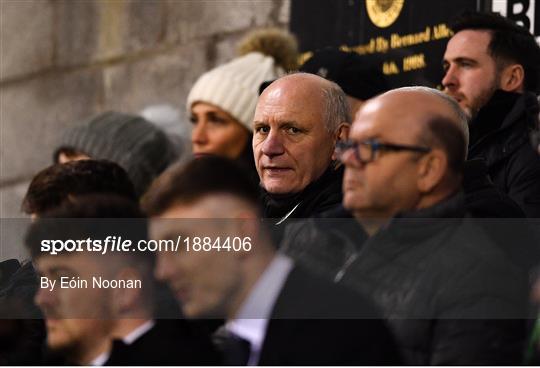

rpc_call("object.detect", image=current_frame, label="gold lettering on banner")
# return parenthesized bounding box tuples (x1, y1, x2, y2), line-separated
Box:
(332, 23, 451, 59)
(383, 61, 400, 75)
(366, 0, 405, 28)
(297, 17, 453, 76)
(432, 23, 454, 39)
(298, 51, 314, 66)
(390, 27, 431, 48)
(354, 39, 376, 54)
(403, 53, 426, 71)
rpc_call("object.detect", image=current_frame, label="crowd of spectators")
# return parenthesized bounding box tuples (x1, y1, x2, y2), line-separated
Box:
(1, 10, 540, 366)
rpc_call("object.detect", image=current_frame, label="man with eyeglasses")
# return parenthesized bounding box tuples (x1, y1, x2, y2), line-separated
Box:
(331, 86, 528, 365)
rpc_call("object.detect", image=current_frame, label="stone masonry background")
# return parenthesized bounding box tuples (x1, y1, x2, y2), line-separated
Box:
(0, 0, 290, 260)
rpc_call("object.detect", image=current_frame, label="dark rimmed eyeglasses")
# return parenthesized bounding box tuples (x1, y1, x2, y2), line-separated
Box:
(335, 139, 431, 165)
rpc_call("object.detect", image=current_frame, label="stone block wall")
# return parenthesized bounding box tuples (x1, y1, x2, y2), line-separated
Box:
(0, 0, 289, 260)
(0, 0, 290, 218)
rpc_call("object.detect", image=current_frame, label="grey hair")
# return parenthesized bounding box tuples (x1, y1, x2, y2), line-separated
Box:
(390, 86, 470, 155)
(321, 79, 352, 132)
(287, 72, 351, 132)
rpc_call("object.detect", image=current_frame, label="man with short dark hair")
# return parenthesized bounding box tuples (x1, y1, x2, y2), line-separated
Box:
(21, 160, 137, 217)
(26, 195, 218, 365)
(145, 156, 401, 365)
(442, 11, 540, 217)
(0, 160, 139, 364)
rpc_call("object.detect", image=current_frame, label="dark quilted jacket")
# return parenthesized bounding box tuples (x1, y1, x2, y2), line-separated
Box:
(338, 193, 531, 365)
(468, 91, 540, 217)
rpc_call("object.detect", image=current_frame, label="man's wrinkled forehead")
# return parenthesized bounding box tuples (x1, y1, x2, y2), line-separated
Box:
(257, 93, 324, 131)
(258, 75, 326, 107)
(262, 82, 285, 101)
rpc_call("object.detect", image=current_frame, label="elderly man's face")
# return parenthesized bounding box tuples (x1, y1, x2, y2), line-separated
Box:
(341, 94, 429, 219)
(253, 78, 340, 194)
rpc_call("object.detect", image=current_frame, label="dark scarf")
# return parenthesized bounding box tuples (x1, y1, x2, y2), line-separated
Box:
(262, 164, 343, 219)
(469, 90, 521, 147)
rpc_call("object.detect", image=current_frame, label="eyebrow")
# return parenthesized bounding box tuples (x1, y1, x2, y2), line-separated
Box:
(443, 56, 478, 65)
(350, 134, 381, 142)
(253, 120, 301, 127)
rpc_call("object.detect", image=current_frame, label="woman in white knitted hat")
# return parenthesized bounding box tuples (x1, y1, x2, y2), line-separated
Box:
(186, 28, 298, 168)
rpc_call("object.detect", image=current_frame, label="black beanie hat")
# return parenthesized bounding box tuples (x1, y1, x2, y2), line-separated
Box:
(300, 48, 389, 101)
(54, 111, 179, 196)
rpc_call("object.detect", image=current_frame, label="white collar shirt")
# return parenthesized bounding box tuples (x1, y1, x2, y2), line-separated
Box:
(89, 320, 155, 366)
(226, 254, 294, 366)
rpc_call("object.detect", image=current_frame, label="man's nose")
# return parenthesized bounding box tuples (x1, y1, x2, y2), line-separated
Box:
(34, 287, 54, 309)
(261, 130, 285, 157)
(441, 65, 458, 91)
(340, 147, 361, 168)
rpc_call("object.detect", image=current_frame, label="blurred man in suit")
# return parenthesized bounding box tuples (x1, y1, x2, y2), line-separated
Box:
(144, 156, 401, 365)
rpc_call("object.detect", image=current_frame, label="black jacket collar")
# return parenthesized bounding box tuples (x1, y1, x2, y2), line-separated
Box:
(261, 164, 343, 220)
(366, 192, 467, 248)
(469, 90, 539, 166)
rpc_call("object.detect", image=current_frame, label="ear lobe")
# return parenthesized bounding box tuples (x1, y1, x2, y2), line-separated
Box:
(500, 64, 524, 92)
(332, 123, 350, 160)
(417, 150, 447, 193)
(336, 123, 350, 141)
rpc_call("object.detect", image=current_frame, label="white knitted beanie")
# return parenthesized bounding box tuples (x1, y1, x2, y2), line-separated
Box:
(187, 52, 285, 130)
(186, 28, 299, 131)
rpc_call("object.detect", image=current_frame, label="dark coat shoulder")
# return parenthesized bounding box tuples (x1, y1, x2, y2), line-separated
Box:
(258, 266, 402, 365)
(105, 320, 221, 365)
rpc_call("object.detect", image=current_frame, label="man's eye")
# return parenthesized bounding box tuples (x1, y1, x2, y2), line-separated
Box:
(459, 61, 474, 68)
(287, 127, 301, 134)
(189, 116, 197, 124)
(255, 126, 270, 134)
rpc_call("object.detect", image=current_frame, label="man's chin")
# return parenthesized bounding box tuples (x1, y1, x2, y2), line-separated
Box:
(263, 185, 298, 195)
(262, 179, 300, 195)
(45, 319, 79, 352)
(460, 105, 475, 120)
(47, 333, 73, 352)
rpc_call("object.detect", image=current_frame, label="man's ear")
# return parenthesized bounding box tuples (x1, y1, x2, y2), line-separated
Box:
(332, 123, 350, 160)
(417, 149, 447, 193)
(500, 64, 524, 92)
(336, 123, 350, 141)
